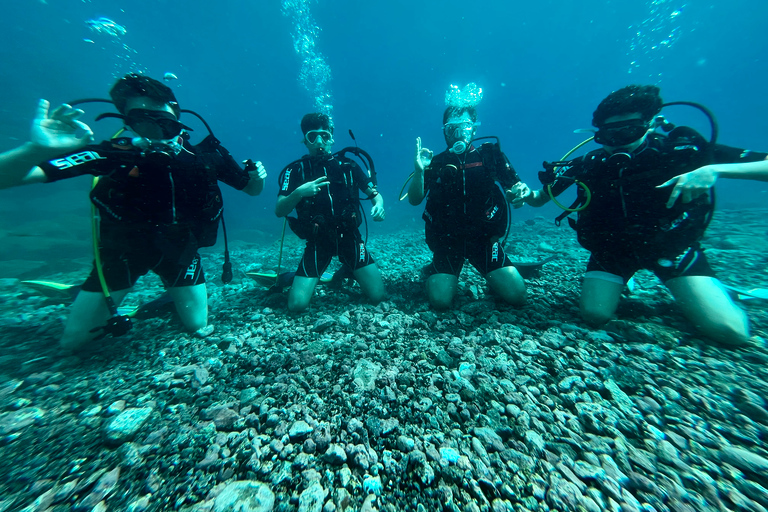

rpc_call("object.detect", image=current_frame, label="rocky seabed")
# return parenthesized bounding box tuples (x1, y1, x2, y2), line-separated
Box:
(0, 211, 767, 512)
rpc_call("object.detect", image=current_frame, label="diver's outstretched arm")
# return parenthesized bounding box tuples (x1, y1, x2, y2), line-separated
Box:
(658, 158, 768, 208)
(0, 100, 93, 189)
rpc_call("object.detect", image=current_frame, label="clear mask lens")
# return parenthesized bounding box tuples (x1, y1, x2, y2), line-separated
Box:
(305, 130, 333, 145)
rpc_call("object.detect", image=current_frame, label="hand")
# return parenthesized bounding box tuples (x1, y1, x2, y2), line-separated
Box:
(30, 99, 93, 150)
(415, 137, 433, 173)
(297, 176, 330, 198)
(371, 204, 385, 221)
(657, 166, 718, 208)
(246, 160, 267, 181)
(506, 182, 531, 209)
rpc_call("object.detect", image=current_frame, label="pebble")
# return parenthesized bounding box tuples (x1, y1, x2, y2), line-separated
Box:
(299, 481, 327, 512)
(104, 407, 152, 446)
(321, 444, 347, 465)
(396, 435, 415, 453)
(289, 420, 314, 441)
(439, 447, 460, 464)
(718, 446, 768, 476)
(0, 407, 45, 435)
(213, 480, 275, 512)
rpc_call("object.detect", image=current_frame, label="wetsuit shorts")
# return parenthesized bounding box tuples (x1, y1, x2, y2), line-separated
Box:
(584, 244, 715, 285)
(429, 237, 513, 277)
(295, 229, 374, 278)
(81, 234, 205, 292)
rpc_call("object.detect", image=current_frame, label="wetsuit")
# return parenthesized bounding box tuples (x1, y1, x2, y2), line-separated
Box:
(546, 129, 768, 283)
(422, 143, 521, 276)
(37, 135, 250, 291)
(279, 154, 376, 278)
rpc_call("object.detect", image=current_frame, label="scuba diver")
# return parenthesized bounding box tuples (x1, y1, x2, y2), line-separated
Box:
(524, 85, 768, 346)
(407, 99, 531, 310)
(0, 74, 267, 350)
(275, 113, 386, 312)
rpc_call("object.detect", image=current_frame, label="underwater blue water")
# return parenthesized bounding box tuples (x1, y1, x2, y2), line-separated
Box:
(1, 0, 767, 245)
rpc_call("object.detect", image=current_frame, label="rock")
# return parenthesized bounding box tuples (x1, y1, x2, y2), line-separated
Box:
(240, 388, 259, 406)
(104, 407, 152, 446)
(0, 407, 45, 435)
(213, 481, 275, 512)
(321, 444, 347, 465)
(352, 360, 382, 392)
(718, 446, 768, 476)
(213, 408, 239, 431)
(78, 467, 120, 509)
(524, 430, 545, 455)
(299, 481, 327, 512)
(311, 316, 336, 333)
(546, 476, 584, 510)
(440, 447, 460, 464)
(473, 427, 505, 452)
(289, 421, 314, 441)
(396, 435, 415, 453)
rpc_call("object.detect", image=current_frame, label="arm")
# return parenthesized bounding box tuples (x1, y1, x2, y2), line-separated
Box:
(658, 157, 768, 208)
(241, 160, 267, 196)
(0, 100, 93, 190)
(274, 176, 330, 217)
(408, 137, 432, 205)
(367, 188, 385, 221)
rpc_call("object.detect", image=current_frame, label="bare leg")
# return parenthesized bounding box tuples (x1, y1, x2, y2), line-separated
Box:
(486, 266, 526, 306)
(580, 275, 624, 327)
(352, 263, 386, 304)
(167, 283, 208, 332)
(288, 276, 320, 312)
(61, 288, 132, 351)
(666, 275, 749, 346)
(426, 273, 458, 311)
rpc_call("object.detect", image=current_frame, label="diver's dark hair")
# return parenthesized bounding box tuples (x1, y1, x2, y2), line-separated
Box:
(301, 113, 333, 135)
(443, 106, 478, 125)
(110, 73, 180, 118)
(592, 85, 663, 127)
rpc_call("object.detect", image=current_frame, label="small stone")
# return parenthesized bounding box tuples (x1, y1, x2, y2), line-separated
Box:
(289, 421, 314, 441)
(439, 447, 460, 464)
(311, 316, 336, 333)
(195, 324, 215, 338)
(106, 400, 126, 415)
(322, 444, 347, 465)
(213, 480, 275, 512)
(718, 446, 768, 476)
(299, 481, 327, 512)
(0, 407, 45, 435)
(396, 435, 415, 453)
(104, 407, 152, 446)
(213, 409, 239, 431)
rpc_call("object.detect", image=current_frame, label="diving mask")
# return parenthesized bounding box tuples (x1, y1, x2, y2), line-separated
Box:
(126, 109, 188, 140)
(305, 129, 334, 145)
(594, 119, 650, 147)
(444, 121, 479, 154)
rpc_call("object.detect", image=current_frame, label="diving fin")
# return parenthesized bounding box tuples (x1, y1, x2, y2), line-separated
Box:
(247, 270, 335, 290)
(126, 292, 175, 320)
(21, 280, 80, 302)
(509, 256, 558, 279)
(723, 285, 768, 301)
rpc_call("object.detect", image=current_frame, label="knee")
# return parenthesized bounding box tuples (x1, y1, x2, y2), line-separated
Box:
(581, 304, 613, 328)
(60, 331, 90, 352)
(183, 316, 208, 333)
(698, 315, 750, 347)
(429, 292, 453, 311)
(288, 295, 311, 313)
(367, 287, 386, 305)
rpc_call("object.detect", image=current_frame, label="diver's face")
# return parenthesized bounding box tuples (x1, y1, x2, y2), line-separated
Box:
(443, 112, 477, 149)
(124, 97, 181, 140)
(303, 128, 334, 157)
(597, 112, 651, 154)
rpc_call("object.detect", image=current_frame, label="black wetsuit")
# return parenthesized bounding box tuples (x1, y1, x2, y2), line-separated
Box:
(279, 154, 376, 278)
(547, 129, 768, 283)
(422, 143, 521, 276)
(37, 135, 250, 291)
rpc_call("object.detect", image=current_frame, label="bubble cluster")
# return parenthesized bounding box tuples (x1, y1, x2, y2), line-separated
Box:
(85, 17, 146, 80)
(627, 0, 687, 81)
(445, 82, 484, 108)
(282, 0, 333, 116)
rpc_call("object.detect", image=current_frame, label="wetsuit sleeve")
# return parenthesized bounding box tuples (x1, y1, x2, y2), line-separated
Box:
(278, 162, 302, 197)
(546, 160, 581, 197)
(35, 142, 117, 182)
(350, 160, 374, 191)
(215, 150, 250, 191)
(711, 144, 768, 164)
(497, 152, 521, 189)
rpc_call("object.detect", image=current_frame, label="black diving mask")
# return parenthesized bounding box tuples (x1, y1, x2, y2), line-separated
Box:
(594, 119, 650, 147)
(125, 109, 190, 140)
